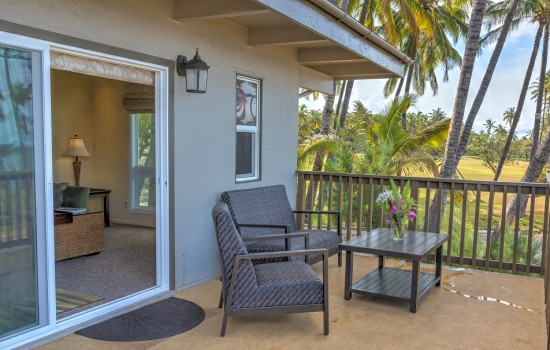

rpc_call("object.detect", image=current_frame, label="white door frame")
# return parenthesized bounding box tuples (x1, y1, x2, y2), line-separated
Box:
(0, 31, 171, 350)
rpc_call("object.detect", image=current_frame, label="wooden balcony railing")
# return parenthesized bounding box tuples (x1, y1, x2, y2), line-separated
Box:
(545, 230, 550, 348)
(296, 171, 549, 275)
(0, 170, 34, 248)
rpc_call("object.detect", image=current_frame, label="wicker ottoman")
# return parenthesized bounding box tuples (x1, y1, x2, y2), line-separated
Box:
(55, 211, 104, 261)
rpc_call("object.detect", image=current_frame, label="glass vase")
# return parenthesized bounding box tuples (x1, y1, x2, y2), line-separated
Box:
(392, 219, 405, 241)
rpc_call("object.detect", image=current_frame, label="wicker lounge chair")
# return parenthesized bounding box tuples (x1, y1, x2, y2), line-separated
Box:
(221, 184, 341, 266)
(212, 202, 329, 336)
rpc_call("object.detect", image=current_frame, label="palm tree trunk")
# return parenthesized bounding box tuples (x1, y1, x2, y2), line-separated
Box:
(401, 42, 416, 128)
(340, 0, 349, 12)
(359, 0, 369, 24)
(428, 0, 487, 232)
(337, 0, 368, 130)
(339, 80, 355, 128)
(306, 80, 337, 210)
(494, 23, 543, 181)
(333, 80, 346, 131)
(505, 120, 550, 223)
(453, 0, 520, 171)
(393, 76, 404, 101)
(531, 24, 549, 157)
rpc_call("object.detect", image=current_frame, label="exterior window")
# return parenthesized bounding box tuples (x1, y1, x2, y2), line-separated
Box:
(235, 75, 261, 181)
(130, 113, 155, 212)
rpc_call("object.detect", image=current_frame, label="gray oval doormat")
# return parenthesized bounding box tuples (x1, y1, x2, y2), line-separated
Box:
(76, 297, 205, 342)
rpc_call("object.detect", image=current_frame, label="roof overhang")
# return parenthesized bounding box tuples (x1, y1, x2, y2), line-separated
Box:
(173, 0, 411, 93)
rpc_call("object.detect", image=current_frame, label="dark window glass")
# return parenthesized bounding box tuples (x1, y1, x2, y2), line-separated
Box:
(236, 132, 254, 177)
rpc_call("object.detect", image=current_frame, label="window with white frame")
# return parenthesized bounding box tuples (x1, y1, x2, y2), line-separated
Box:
(235, 75, 261, 181)
(130, 113, 155, 212)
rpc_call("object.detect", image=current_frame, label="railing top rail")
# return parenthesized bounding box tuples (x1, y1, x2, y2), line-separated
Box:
(0, 170, 34, 179)
(296, 170, 550, 189)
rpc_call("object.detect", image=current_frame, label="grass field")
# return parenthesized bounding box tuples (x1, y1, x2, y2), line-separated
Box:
(414, 156, 530, 182)
(413, 156, 546, 220)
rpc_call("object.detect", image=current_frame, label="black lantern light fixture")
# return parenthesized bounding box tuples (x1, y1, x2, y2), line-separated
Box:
(177, 48, 210, 93)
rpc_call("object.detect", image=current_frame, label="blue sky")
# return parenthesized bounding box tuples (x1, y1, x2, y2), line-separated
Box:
(303, 22, 540, 135)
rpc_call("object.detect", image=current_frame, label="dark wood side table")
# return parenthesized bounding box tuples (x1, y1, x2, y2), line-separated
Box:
(340, 228, 448, 313)
(89, 188, 111, 226)
(54, 211, 73, 226)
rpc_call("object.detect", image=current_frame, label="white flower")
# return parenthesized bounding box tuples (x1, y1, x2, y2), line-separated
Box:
(376, 190, 393, 204)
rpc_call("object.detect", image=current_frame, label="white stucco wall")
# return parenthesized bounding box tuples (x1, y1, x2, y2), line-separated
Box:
(1, 0, 300, 288)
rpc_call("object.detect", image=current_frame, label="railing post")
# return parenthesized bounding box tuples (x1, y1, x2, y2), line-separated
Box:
(296, 172, 305, 230)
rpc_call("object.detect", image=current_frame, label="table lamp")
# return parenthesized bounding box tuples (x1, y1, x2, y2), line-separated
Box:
(64, 135, 90, 186)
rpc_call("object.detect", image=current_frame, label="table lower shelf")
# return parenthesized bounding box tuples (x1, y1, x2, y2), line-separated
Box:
(351, 267, 439, 301)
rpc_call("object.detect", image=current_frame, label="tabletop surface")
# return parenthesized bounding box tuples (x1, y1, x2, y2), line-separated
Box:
(89, 188, 111, 194)
(339, 228, 448, 259)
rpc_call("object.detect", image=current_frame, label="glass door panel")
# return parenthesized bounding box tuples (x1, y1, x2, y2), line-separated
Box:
(0, 44, 43, 340)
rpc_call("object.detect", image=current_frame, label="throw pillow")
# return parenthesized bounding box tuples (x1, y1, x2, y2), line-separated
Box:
(63, 186, 90, 208)
(53, 183, 68, 208)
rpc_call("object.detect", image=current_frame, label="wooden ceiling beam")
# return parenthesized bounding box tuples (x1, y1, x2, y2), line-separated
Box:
(248, 25, 329, 46)
(174, 0, 269, 20)
(298, 47, 364, 65)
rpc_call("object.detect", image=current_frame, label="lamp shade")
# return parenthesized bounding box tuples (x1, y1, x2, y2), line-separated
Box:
(63, 135, 90, 157)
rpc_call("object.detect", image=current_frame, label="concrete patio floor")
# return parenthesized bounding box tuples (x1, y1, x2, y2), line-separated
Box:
(39, 254, 546, 350)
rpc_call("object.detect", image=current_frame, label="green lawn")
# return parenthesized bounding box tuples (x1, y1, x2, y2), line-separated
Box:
(454, 157, 529, 182)
(413, 156, 530, 182)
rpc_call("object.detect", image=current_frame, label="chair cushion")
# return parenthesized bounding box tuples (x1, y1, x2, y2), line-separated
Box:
(238, 261, 323, 308)
(63, 186, 90, 208)
(53, 183, 68, 208)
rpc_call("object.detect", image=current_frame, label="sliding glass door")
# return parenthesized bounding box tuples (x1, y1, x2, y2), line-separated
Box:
(0, 36, 50, 342)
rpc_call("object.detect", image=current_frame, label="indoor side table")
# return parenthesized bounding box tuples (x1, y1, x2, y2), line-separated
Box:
(89, 188, 111, 226)
(340, 228, 448, 313)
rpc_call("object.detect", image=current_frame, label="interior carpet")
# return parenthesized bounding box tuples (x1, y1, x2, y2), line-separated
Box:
(75, 297, 205, 341)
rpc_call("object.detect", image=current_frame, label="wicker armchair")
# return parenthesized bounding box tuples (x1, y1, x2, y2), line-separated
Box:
(221, 184, 341, 266)
(212, 202, 329, 336)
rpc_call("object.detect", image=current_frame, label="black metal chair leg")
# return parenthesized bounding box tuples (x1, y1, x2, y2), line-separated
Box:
(338, 251, 342, 267)
(218, 289, 224, 308)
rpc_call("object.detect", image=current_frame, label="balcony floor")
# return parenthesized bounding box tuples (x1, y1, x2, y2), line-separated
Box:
(39, 255, 545, 350)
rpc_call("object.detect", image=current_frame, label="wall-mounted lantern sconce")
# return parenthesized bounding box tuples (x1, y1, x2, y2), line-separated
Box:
(177, 48, 210, 93)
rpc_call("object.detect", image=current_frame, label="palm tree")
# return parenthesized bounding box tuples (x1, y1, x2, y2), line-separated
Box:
(502, 107, 516, 126)
(483, 118, 496, 135)
(451, 0, 521, 171)
(505, 120, 550, 224)
(353, 1, 467, 126)
(495, 124, 508, 136)
(429, 107, 447, 122)
(298, 96, 450, 176)
(305, 80, 338, 209)
(429, 0, 488, 231)
(310, 81, 337, 174)
(396, 1, 468, 125)
(531, 23, 549, 157)
(492, 0, 549, 180)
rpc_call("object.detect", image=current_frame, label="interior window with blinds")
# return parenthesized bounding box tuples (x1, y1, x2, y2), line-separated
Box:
(123, 83, 156, 212)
